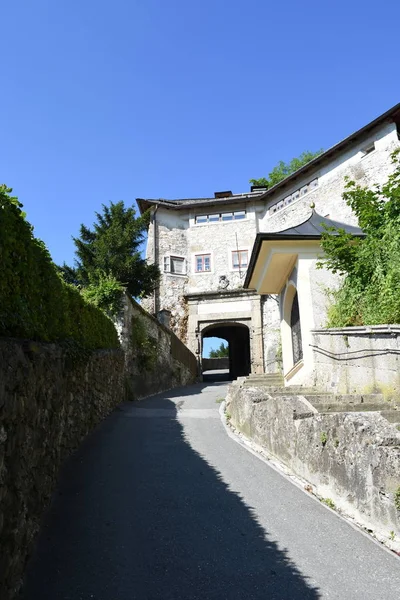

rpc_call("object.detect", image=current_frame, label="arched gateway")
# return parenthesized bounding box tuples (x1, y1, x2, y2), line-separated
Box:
(202, 322, 251, 380)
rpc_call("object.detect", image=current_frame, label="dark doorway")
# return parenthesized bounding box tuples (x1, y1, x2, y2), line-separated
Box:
(202, 323, 251, 381)
(290, 292, 303, 365)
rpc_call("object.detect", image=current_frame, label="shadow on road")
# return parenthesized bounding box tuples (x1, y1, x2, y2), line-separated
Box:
(21, 390, 320, 599)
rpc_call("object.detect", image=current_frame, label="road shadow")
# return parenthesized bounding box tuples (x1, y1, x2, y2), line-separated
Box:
(21, 392, 320, 600)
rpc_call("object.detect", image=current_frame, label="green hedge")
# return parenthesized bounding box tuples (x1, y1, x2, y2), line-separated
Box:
(0, 186, 119, 349)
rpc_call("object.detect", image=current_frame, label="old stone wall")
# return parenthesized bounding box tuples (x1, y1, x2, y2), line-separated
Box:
(226, 382, 400, 549)
(1, 295, 197, 600)
(309, 326, 400, 394)
(0, 340, 125, 600)
(202, 357, 229, 371)
(116, 294, 197, 399)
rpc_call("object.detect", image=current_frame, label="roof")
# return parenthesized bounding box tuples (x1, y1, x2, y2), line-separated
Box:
(272, 209, 364, 238)
(244, 210, 365, 289)
(137, 102, 400, 215)
(136, 191, 264, 214)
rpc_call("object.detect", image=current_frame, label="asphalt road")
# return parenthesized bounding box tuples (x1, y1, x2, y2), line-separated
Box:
(22, 382, 400, 599)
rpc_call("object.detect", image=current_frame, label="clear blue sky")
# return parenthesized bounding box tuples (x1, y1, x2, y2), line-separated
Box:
(2, 1, 399, 355)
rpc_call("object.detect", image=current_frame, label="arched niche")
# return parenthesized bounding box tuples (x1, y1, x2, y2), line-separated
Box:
(282, 282, 303, 374)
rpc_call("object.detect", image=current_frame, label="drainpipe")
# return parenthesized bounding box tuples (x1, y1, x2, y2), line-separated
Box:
(152, 205, 159, 315)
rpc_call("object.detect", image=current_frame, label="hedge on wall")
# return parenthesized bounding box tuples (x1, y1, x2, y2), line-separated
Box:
(0, 186, 119, 349)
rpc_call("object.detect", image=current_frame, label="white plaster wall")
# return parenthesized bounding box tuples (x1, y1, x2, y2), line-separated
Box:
(257, 122, 400, 233)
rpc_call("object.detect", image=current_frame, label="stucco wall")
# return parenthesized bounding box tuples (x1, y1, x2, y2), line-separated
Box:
(309, 326, 400, 394)
(257, 121, 399, 234)
(226, 382, 400, 549)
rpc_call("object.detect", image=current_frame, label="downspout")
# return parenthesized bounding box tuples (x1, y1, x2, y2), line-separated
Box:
(152, 204, 159, 315)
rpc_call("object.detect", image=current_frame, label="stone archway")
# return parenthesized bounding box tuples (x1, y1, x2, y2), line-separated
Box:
(201, 321, 251, 380)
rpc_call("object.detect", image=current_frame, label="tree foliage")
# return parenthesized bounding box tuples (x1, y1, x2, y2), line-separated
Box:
(209, 342, 229, 358)
(250, 150, 324, 188)
(319, 148, 400, 326)
(61, 201, 159, 298)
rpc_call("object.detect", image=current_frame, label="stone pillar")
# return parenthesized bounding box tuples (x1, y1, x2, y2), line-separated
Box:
(250, 295, 264, 374)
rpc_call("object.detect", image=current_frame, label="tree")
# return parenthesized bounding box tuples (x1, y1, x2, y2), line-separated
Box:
(62, 201, 159, 298)
(209, 342, 229, 358)
(250, 150, 324, 188)
(319, 148, 400, 326)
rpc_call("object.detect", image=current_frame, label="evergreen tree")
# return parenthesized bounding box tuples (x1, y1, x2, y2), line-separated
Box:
(63, 201, 159, 298)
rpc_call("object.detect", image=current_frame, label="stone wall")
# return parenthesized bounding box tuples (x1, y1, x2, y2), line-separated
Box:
(0, 340, 125, 600)
(226, 382, 400, 549)
(1, 295, 197, 600)
(309, 326, 400, 394)
(202, 357, 229, 371)
(116, 294, 197, 399)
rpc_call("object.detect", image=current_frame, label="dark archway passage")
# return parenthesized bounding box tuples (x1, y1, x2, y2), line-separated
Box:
(202, 322, 251, 380)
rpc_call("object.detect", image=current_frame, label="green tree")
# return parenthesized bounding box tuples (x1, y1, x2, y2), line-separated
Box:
(209, 342, 229, 358)
(250, 150, 324, 188)
(62, 201, 159, 298)
(319, 148, 400, 326)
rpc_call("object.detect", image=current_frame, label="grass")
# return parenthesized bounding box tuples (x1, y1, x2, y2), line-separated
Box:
(321, 498, 335, 510)
(215, 397, 225, 404)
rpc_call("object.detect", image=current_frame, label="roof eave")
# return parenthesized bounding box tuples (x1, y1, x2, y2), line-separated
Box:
(256, 102, 400, 202)
(243, 231, 365, 289)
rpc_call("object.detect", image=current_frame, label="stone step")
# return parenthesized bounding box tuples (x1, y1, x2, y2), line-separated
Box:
(313, 403, 397, 414)
(303, 393, 386, 405)
(379, 410, 400, 424)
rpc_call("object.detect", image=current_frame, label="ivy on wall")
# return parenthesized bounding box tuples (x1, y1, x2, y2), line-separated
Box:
(0, 186, 119, 349)
(319, 149, 400, 327)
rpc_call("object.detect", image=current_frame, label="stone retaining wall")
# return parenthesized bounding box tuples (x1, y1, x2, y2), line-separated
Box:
(202, 357, 229, 371)
(0, 340, 125, 600)
(226, 382, 400, 549)
(1, 295, 198, 599)
(310, 325, 400, 394)
(116, 294, 197, 399)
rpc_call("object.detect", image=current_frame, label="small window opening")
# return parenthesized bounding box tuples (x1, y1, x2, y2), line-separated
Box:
(361, 142, 375, 158)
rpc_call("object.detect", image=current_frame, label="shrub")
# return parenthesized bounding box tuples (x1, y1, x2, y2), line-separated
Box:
(320, 149, 400, 326)
(0, 186, 119, 349)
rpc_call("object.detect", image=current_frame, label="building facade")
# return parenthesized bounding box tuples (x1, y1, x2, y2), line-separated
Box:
(138, 104, 400, 382)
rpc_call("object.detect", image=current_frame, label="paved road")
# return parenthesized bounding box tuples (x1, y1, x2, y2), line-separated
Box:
(22, 382, 400, 599)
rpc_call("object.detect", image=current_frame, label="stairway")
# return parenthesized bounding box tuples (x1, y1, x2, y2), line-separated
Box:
(241, 373, 400, 427)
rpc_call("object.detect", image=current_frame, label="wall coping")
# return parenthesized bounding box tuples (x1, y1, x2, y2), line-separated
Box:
(311, 325, 400, 336)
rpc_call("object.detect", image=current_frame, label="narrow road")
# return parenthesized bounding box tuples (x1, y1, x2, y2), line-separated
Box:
(22, 382, 400, 599)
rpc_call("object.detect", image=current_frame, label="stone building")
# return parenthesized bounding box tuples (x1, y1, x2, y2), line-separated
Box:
(138, 103, 400, 382)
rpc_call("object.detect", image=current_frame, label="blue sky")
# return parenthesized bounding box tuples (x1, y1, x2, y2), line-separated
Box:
(2, 1, 399, 355)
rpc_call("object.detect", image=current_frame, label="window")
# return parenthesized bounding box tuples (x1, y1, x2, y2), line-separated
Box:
(268, 178, 319, 216)
(361, 142, 375, 158)
(195, 254, 211, 272)
(164, 255, 185, 274)
(232, 250, 248, 270)
(195, 209, 246, 224)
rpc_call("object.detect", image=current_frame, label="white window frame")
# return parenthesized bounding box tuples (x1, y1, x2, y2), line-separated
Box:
(194, 209, 247, 225)
(163, 254, 186, 276)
